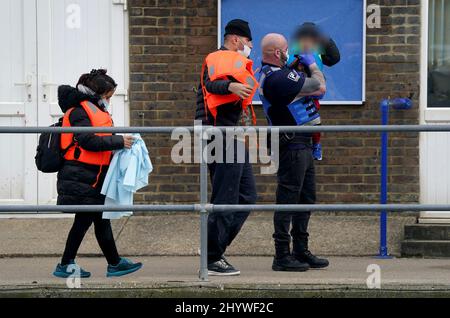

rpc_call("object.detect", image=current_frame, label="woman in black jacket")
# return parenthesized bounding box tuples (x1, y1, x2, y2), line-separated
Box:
(53, 69, 142, 278)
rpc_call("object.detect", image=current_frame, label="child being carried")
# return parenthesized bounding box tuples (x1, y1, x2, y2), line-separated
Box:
(287, 22, 341, 161)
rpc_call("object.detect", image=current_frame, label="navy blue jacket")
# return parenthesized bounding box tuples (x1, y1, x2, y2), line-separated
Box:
(261, 64, 307, 126)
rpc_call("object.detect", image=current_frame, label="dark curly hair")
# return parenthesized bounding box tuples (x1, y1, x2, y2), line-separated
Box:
(294, 22, 321, 40)
(76, 69, 117, 96)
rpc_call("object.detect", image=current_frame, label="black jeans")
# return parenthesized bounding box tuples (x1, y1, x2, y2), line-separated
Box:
(207, 141, 257, 264)
(61, 213, 121, 266)
(274, 145, 316, 258)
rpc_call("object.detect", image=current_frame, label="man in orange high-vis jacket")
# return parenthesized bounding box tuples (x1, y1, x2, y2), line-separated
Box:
(195, 19, 257, 276)
(202, 50, 258, 126)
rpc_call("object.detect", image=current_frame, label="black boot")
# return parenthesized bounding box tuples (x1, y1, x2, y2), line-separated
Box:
(294, 250, 329, 269)
(272, 255, 310, 272)
(273, 243, 309, 272)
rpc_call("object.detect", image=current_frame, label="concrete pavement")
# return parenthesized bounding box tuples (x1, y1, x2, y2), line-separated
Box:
(1, 256, 450, 297)
(0, 214, 416, 257)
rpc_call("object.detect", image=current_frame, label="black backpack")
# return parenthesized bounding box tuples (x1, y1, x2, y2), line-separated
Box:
(35, 118, 74, 173)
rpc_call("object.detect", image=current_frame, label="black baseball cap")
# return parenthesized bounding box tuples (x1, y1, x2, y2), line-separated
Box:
(224, 19, 252, 41)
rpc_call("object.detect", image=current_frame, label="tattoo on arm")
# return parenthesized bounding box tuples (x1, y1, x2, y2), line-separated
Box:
(300, 78, 321, 95)
(310, 64, 326, 87)
(298, 64, 326, 97)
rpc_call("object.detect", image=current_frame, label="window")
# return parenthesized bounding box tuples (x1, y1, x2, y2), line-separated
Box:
(428, 0, 450, 107)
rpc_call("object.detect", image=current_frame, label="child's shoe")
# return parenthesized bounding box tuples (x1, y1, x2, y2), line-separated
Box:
(313, 143, 323, 161)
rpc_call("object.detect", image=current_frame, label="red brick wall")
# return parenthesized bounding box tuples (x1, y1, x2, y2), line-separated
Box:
(128, 0, 420, 205)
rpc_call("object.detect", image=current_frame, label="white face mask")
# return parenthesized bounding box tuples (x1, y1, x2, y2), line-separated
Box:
(238, 38, 252, 58)
(100, 99, 110, 111)
(280, 49, 289, 66)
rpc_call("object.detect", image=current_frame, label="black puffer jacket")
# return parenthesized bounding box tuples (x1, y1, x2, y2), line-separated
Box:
(56, 85, 124, 205)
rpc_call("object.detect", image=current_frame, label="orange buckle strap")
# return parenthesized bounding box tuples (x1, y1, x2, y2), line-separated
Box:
(92, 164, 103, 188)
(250, 104, 257, 126)
(200, 60, 209, 124)
(92, 151, 105, 188)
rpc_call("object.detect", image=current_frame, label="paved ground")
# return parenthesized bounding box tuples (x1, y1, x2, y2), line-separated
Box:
(0, 215, 416, 257)
(1, 256, 450, 297)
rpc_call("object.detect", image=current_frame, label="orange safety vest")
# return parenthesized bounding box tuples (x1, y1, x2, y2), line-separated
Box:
(201, 50, 258, 125)
(61, 101, 113, 187)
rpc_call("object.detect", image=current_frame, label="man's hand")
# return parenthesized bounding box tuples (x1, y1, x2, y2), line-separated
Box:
(228, 82, 253, 99)
(287, 56, 301, 70)
(299, 54, 317, 67)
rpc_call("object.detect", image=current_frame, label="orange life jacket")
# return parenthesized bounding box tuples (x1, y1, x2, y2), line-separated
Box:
(201, 50, 258, 125)
(61, 101, 113, 187)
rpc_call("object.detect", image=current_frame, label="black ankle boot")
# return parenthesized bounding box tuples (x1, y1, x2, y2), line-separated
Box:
(294, 250, 329, 269)
(272, 255, 310, 272)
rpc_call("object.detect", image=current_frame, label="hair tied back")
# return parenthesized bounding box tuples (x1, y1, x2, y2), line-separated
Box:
(90, 69, 107, 76)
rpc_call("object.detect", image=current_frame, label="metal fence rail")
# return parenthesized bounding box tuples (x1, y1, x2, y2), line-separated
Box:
(1, 124, 450, 281)
(4, 204, 450, 213)
(3, 125, 450, 133)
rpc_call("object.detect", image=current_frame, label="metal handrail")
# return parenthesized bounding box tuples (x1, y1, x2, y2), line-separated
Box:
(2, 204, 450, 213)
(1, 125, 450, 133)
(0, 124, 446, 281)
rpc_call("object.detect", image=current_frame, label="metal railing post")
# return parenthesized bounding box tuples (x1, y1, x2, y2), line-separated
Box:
(379, 100, 390, 258)
(378, 98, 411, 259)
(197, 123, 209, 282)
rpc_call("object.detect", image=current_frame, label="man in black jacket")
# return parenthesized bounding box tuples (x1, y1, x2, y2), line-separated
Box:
(195, 21, 255, 126)
(195, 19, 257, 276)
(259, 33, 330, 272)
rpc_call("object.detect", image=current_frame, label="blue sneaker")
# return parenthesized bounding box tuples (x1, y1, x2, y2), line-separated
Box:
(53, 261, 91, 279)
(313, 143, 323, 161)
(106, 258, 143, 278)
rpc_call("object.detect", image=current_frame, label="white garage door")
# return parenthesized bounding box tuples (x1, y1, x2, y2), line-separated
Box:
(0, 0, 129, 208)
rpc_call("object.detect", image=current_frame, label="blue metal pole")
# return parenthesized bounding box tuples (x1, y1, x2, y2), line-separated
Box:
(379, 100, 390, 258)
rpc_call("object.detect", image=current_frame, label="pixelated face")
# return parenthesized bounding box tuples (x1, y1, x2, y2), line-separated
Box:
(299, 36, 318, 53)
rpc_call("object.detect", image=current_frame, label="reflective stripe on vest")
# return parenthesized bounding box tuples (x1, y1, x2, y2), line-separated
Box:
(201, 50, 258, 125)
(61, 101, 113, 166)
(258, 65, 321, 126)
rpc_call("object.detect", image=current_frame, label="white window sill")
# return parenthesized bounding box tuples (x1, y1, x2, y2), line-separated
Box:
(424, 107, 450, 122)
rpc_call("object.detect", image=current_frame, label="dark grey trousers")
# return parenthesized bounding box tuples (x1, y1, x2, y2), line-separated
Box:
(207, 141, 257, 264)
(274, 145, 316, 258)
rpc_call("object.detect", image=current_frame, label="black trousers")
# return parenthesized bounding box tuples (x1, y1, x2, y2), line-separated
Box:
(61, 213, 121, 266)
(207, 142, 257, 264)
(274, 145, 316, 258)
